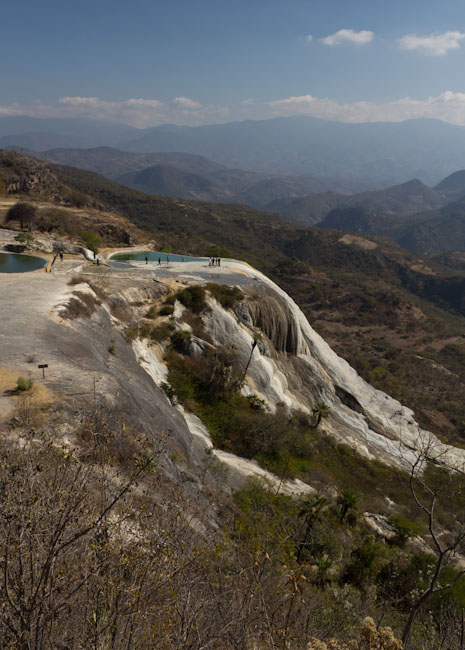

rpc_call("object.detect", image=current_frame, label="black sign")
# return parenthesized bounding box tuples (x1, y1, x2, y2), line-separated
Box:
(38, 363, 48, 379)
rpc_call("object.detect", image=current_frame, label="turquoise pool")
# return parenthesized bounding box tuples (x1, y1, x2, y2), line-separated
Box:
(0, 253, 46, 273)
(111, 251, 208, 263)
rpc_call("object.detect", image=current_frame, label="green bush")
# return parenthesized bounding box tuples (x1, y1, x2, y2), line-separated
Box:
(177, 286, 207, 313)
(158, 305, 174, 316)
(150, 323, 174, 342)
(206, 283, 244, 309)
(16, 376, 34, 392)
(37, 208, 70, 234)
(68, 191, 87, 207)
(145, 305, 158, 318)
(170, 330, 192, 353)
(80, 230, 102, 254)
(342, 538, 391, 589)
(166, 351, 196, 402)
(388, 514, 424, 547)
(124, 325, 139, 342)
(164, 293, 177, 306)
(14, 232, 34, 245)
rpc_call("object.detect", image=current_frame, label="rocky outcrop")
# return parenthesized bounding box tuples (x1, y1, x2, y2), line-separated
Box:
(33, 236, 94, 260)
(0, 150, 59, 198)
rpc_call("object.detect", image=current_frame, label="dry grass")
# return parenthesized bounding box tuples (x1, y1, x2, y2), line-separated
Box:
(67, 275, 88, 286)
(108, 296, 132, 322)
(60, 291, 101, 320)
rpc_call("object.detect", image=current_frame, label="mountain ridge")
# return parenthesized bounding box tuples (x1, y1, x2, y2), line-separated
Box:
(5, 115, 465, 184)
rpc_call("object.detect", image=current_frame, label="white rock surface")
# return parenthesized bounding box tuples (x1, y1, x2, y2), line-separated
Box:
(132, 339, 168, 386)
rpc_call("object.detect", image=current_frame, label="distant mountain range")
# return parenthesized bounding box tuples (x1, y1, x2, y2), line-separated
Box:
(12, 146, 355, 208)
(6, 114, 465, 186)
(6, 114, 465, 255)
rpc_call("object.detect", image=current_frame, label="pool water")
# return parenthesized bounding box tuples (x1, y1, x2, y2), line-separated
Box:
(0, 253, 46, 273)
(112, 251, 207, 263)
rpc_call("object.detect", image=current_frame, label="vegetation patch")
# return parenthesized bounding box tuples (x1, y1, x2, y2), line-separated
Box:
(164, 346, 415, 512)
(149, 322, 174, 342)
(206, 282, 244, 308)
(60, 292, 101, 320)
(176, 285, 207, 313)
(79, 230, 102, 254)
(158, 304, 174, 316)
(37, 207, 73, 234)
(15, 376, 33, 393)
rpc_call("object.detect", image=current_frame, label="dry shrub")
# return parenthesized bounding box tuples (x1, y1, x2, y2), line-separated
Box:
(307, 618, 402, 650)
(77, 400, 145, 471)
(60, 291, 101, 320)
(67, 275, 87, 286)
(13, 394, 48, 429)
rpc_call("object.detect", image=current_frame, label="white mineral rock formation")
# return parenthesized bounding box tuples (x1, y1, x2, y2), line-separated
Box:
(190, 259, 465, 471)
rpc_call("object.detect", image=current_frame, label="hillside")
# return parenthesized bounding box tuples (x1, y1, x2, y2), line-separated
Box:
(270, 179, 447, 226)
(394, 192, 465, 256)
(30, 146, 242, 180)
(318, 206, 401, 236)
(17, 145, 358, 207)
(1, 150, 464, 449)
(21, 146, 465, 259)
(434, 169, 465, 201)
(117, 163, 228, 201)
(3, 151, 465, 646)
(0, 253, 459, 649)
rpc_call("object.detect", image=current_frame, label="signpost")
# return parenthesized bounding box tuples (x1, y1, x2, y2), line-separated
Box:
(38, 364, 48, 379)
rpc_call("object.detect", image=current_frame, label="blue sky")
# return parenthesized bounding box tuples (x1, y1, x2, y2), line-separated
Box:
(3, 0, 465, 126)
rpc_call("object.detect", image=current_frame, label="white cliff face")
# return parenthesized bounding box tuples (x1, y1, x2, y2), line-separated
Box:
(192, 260, 465, 471)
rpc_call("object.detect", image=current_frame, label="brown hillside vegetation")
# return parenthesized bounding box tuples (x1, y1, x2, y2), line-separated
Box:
(1, 149, 465, 446)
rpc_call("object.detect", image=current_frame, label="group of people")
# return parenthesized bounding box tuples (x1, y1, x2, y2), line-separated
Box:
(208, 257, 221, 267)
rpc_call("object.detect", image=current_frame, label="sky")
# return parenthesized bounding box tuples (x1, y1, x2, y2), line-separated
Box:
(3, 0, 465, 127)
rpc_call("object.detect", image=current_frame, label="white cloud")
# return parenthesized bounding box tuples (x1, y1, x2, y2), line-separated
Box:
(398, 30, 465, 56)
(322, 29, 373, 47)
(264, 91, 465, 125)
(0, 96, 229, 127)
(171, 96, 202, 109)
(306, 35, 312, 42)
(4, 91, 465, 127)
